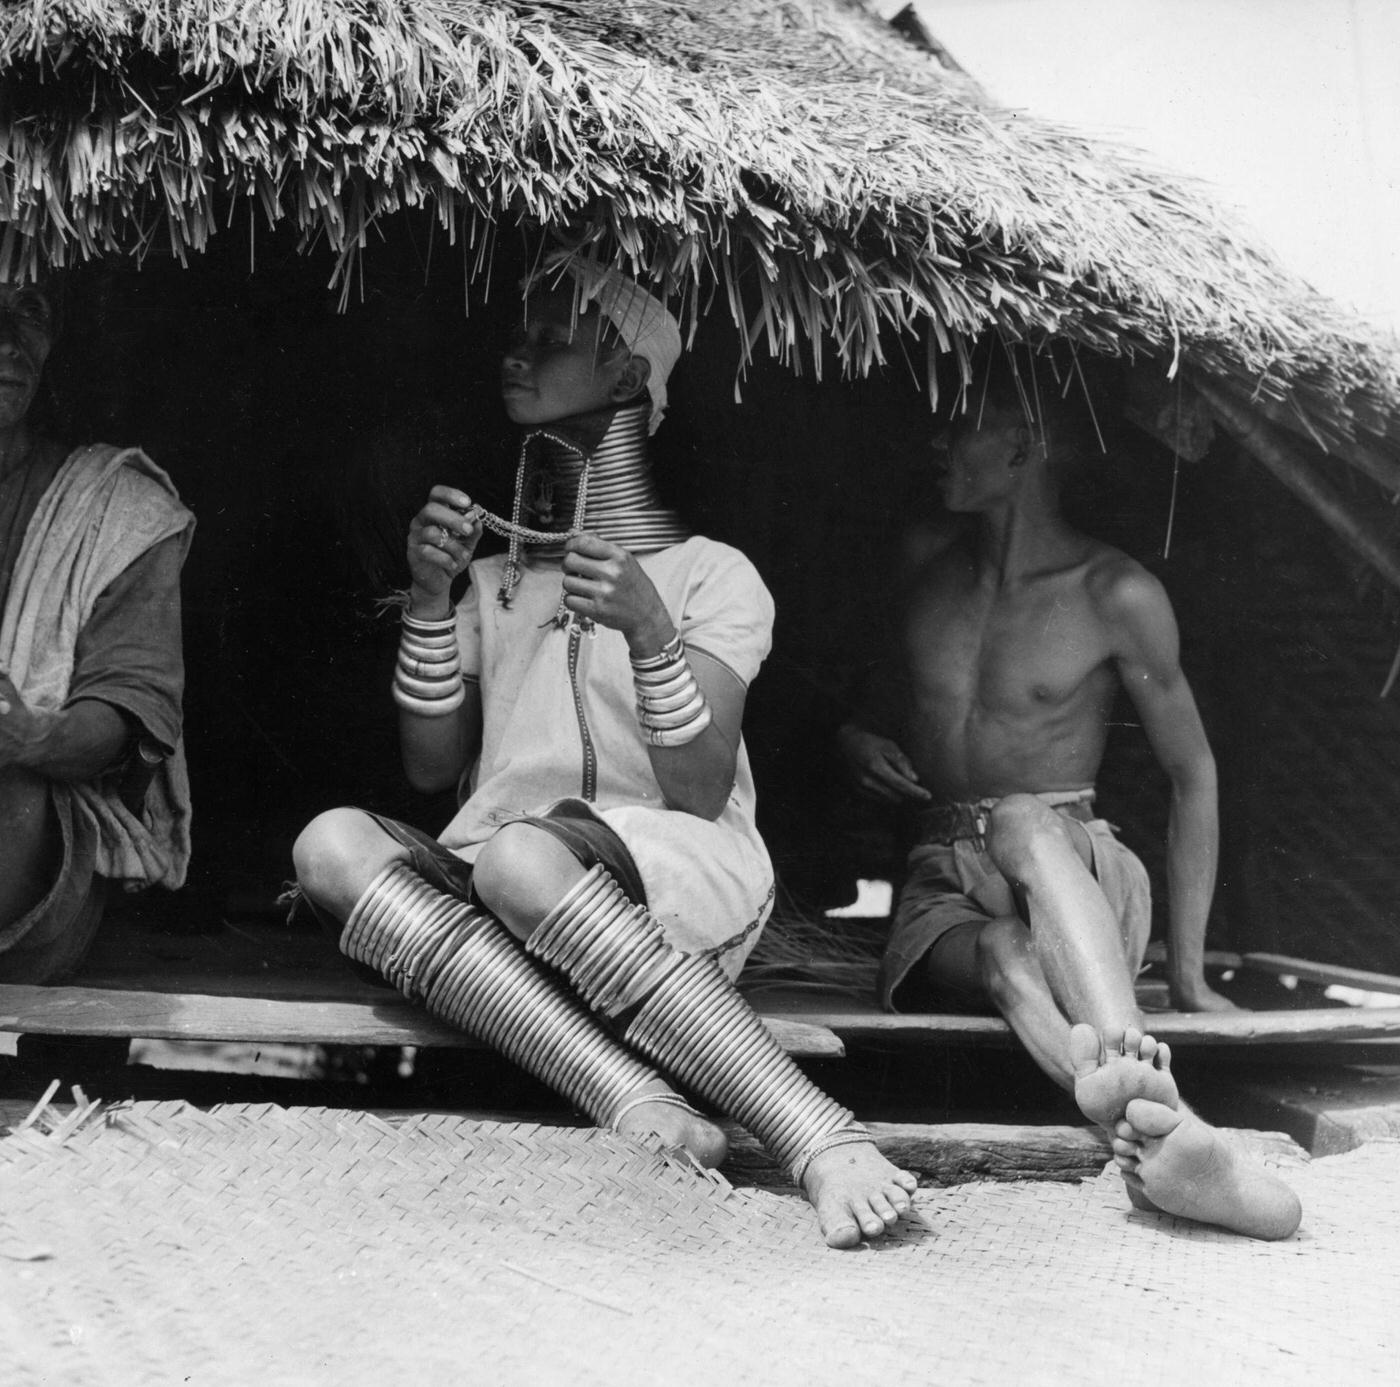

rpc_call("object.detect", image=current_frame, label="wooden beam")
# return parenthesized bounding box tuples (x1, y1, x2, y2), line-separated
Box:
(1241, 953, 1400, 998)
(1201, 1069, 1400, 1157)
(1196, 379, 1400, 595)
(1197, 374, 1400, 496)
(368, 1108, 1115, 1185)
(778, 1006, 1400, 1047)
(722, 1121, 1112, 1186)
(1143, 942, 1242, 970)
(0, 985, 845, 1059)
(7, 983, 1397, 1057)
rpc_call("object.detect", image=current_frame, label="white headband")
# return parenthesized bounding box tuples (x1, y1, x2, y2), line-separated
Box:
(560, 264, 683, 435)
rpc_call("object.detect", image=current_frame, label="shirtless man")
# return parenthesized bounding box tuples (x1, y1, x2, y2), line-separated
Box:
(838, 371, 1300, 1239)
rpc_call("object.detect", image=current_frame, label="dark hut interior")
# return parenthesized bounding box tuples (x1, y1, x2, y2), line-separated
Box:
(46, 221, 1400, 980)
(5, 0, 1400, 1024)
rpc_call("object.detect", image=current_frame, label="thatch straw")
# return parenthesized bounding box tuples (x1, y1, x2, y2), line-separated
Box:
(1, 0, 1397, 455)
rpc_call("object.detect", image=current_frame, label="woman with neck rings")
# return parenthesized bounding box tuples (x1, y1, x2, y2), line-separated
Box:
(293, 267, 918, 1248)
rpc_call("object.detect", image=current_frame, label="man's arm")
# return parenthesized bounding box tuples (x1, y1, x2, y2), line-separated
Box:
(836, 654, 931, 805)
(835, 524, 959, 806)
(1, 530, 187, 784)
(1105, 565, 1235, 1013)
(836, 721, 931, 804)
(0, 679, 131, 781)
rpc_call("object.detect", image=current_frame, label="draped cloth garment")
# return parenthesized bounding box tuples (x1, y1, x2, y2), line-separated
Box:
(0, 444, 195, 889)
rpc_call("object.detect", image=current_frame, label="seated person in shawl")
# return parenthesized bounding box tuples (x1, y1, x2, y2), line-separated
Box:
(294, 266, 917, 1248)
(838, 363, 1301, 1240)
(0, 277, 194, 983)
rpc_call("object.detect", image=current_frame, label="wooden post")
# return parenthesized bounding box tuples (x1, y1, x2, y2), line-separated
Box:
(1194, 375, 1400, 497)
(1197, 379, 1400, 595)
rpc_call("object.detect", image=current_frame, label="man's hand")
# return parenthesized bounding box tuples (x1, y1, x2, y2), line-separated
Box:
(562, 534, 671, 649)
(407, 486, 483, 618)
(836, 725, 932, 804)
(1169, 976, 1243, 1013)
(0, 672, 52, 769)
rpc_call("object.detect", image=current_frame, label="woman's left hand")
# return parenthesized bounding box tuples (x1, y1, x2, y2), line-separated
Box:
(561, 534, 672, 651)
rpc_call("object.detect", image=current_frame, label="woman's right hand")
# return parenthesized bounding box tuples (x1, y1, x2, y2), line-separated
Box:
(407, 486, 483, 617)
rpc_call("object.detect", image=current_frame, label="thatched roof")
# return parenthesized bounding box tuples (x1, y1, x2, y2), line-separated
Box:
(2, 1, 1399, 486)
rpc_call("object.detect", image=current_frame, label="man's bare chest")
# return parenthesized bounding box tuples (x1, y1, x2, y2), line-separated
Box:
(903, 580, 1117, 715)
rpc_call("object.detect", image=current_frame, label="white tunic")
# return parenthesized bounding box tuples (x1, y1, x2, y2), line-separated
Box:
(440, 536, 776, 977)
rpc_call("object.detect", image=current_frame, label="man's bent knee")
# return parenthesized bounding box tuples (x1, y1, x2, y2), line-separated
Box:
(986, 795, 1088, 877)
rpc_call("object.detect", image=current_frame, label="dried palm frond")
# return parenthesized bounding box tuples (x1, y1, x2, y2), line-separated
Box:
(1, 0, 1396, 461)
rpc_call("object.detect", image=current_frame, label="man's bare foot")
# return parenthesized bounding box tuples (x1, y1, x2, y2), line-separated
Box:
(1069, 1022, 1179, 1128)
(802, 1141, 918, 1249)
(1113, 1098, 1302, 1241)
(613, 1083, 728, 1168)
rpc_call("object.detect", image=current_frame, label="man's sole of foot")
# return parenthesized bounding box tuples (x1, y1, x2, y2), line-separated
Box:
(1115, 1097, 1302, 1241)
(803, 1141, 919, 1249)
(1069, 1022, 1179, 1128)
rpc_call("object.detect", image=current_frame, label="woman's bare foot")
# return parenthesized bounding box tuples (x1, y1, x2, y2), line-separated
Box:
(613, 1082, 728, 1168)
(1113, 1098, 1302, 1241)
(1069, 1023, 1179, 1128)
(802, 1141, 918, 1249)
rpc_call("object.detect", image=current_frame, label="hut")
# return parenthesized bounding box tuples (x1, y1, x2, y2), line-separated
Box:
(3, 0, 1400, 991)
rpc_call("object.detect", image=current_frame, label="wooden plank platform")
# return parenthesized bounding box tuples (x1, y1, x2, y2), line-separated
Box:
(0, 984, 845, 1058)
(7, 978, 1399, 1057)
(1200, 1067, 1400, 1157)
(7, 918, 1398, 1061)
(764, 1003, 1400, 1048)
(1240, 952, 1400, 997)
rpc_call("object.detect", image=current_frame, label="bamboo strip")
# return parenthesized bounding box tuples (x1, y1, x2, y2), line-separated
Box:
(1241, 953, 1400, 998)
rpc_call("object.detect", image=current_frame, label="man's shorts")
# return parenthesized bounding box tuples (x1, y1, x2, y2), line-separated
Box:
(877, 811, 1151, 1014)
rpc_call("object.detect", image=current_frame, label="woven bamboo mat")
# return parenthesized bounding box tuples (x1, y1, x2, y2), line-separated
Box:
(0, 1102, 1394, 1387)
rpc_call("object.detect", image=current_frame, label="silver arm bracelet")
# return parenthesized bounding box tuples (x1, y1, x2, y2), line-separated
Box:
(640, 697, 708, 730)
(393, 680, 467, 716)
(397, 652, 462, 681)
(394, 668, 465, 701)
(629, 633, 685, 671)
(402, 611, 457, 635)
(634, 660, 696, 689)
(647, 703, 713, 746)
(637, 684, 704, 716)
(400, 638, 459, 663)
